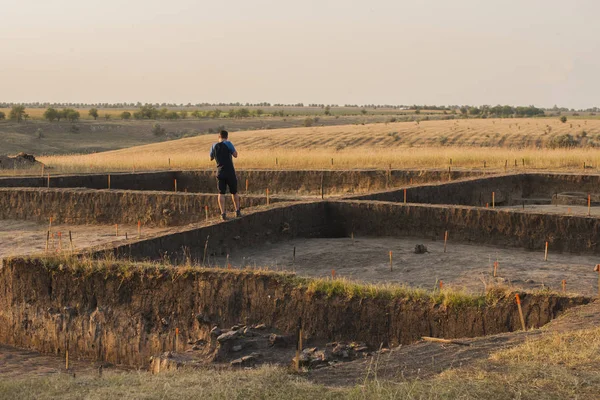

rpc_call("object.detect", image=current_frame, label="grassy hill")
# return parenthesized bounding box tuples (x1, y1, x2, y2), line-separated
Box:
(32, 117, 600, 174)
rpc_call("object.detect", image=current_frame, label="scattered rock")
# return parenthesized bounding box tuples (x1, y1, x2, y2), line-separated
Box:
(269, 334, 288, 347)
(210, 327, 222, 339)
(217, 330, 240, 343)
(253, 323, 267, 330)
(414, 244, 428, 254)
(232, 345, 243, 352)
(231, 355, 257, 368)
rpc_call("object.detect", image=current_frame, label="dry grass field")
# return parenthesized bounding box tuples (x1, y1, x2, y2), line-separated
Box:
(36, 118, 600, 173)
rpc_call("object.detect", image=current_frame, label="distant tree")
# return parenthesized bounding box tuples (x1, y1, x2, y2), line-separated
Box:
(0, 111, 5, 120)
(165, 111, 179, 120)
(9, 105, 28, 122)
(324, 106, 331, 116)
(414, 109, 421, 115)
(255, 109, 264, 117)
(120, 111, 131, 120)
(180, 110, 188, 119)
(212, 109, 222, 118)
(104, 113, 111, 120)
(152, 123, 166, 136)
(61, 108, 80, 122)
(459, 106, 468, 116)
(468, 107, 481, 116)
(560, 116, 567, 123)
(43, 107, 59, 122)
(88, 108, 99, 120)
(361, 108, 367, 115)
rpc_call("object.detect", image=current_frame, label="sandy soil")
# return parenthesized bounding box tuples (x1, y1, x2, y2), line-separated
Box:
(501, 204, 600, 216)
(213, 237, 600, 297)
(0, 220, 172, 259)
(0, 345, 114, 378)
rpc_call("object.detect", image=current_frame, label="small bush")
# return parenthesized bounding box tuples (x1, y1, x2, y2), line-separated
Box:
(69, 125, 80, 134)
(304, 117, 314, 127)
(548, 134, 577, 148)
(151, 123, 166, 136)
(560, 116, 567, 123)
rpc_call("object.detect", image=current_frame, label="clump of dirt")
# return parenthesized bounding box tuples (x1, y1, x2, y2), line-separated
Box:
(0, 153, 42, 170)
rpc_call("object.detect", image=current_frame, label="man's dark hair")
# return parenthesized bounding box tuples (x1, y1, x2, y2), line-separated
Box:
(219, 130, 228, 139)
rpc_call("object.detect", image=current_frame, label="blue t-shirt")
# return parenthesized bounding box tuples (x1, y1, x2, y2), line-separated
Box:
(210, 140, 236, 175)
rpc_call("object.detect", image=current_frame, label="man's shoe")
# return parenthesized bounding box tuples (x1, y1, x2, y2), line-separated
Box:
(236, 209, 242, 218)
(221, 213, 227, 221)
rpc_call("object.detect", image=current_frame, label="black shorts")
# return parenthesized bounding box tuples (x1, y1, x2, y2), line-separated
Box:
(217, 174, 238, 195)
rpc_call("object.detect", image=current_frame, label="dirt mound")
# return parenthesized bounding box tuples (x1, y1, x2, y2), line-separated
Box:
(0, 153, 42, 170)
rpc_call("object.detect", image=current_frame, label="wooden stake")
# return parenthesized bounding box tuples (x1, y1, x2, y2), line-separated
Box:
(403, 189, 407, 204)
(115, 224, 119, 237)
(439, 280, 443, 290)
(45, 231, 50, 253)
(203, 235, 210, 265)
(588, 194, 591, 216)
(276, 158, 278, 166)
(320, 174, 324, 200)
(41, 164, 45, 177)
(595, 265, 600, 298)
(174, 179, 177, 192)
(389, 251, 393, 272)
(421, 336, 470, 346)
(168, 158, 171, 167)
(49, 217, 53, 231)
(108, 174, 111, 189)
(492, 192, 495, 209)
(504, 160, 507, 171)
(483, 161, 486, 168)
(331, 269, 336, 279)
(562, 279, 566, 293)
(69, 231, 74, 253)
(205, 205, 209, 221)
(137, 220, 141, 237)
(515, 294, 526, 331)
(486, 202, 489, 208)
(226, 254, 231, 269)
(266, 188, 270, 205)
(493, 261, 498, 277)
(65, 349, 69, 371)
(295, 318, 303, 372)
(331, 158, 333, 166)
(245, 179, 249, 193)
(175, 328, 179, 352)
(47, 173, 50, 188)
(544, 241, 548, 261)
(444, 231, 448, 253)
(351, 231, 355, 245)
(293, 246, 296, 264)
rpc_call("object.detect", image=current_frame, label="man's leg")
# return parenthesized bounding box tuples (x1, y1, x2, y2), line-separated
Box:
(218, 194, 226, 214)
(217, 178, 227, 219)
(232, 193, 241, 213)
(229, 176, 241, 217)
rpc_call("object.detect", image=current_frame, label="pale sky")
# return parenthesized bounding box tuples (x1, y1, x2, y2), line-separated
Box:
(1, 0, 598, 108)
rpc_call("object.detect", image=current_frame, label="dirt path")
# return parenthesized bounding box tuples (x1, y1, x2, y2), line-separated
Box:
(214, 237, 600, 297)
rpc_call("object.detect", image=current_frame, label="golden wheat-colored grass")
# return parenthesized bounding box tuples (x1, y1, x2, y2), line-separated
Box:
(35, 118, 600, 174)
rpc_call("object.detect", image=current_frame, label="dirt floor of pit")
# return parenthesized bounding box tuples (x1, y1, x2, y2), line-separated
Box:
(0, 220, 173, 259)
(210, 237, 600, 297)
(501, 204, 600, 216)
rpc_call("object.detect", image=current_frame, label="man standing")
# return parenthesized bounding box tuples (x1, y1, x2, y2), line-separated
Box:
(210, 130, 241, 220)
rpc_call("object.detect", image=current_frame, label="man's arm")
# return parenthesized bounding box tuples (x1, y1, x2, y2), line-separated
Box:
(227, 142, 238, 158)
(209, 144, 215, 161)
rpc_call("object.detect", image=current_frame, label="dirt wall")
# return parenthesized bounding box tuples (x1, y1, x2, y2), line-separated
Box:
(350, 174, 527, 207)
(0, 258, 587, 368)
(351, 172, 600, 207)
(0, 169, 486, 195)
(0, 188, 285, 227)
(94, 202, 337, 263)
(328, 201, 600, 254)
